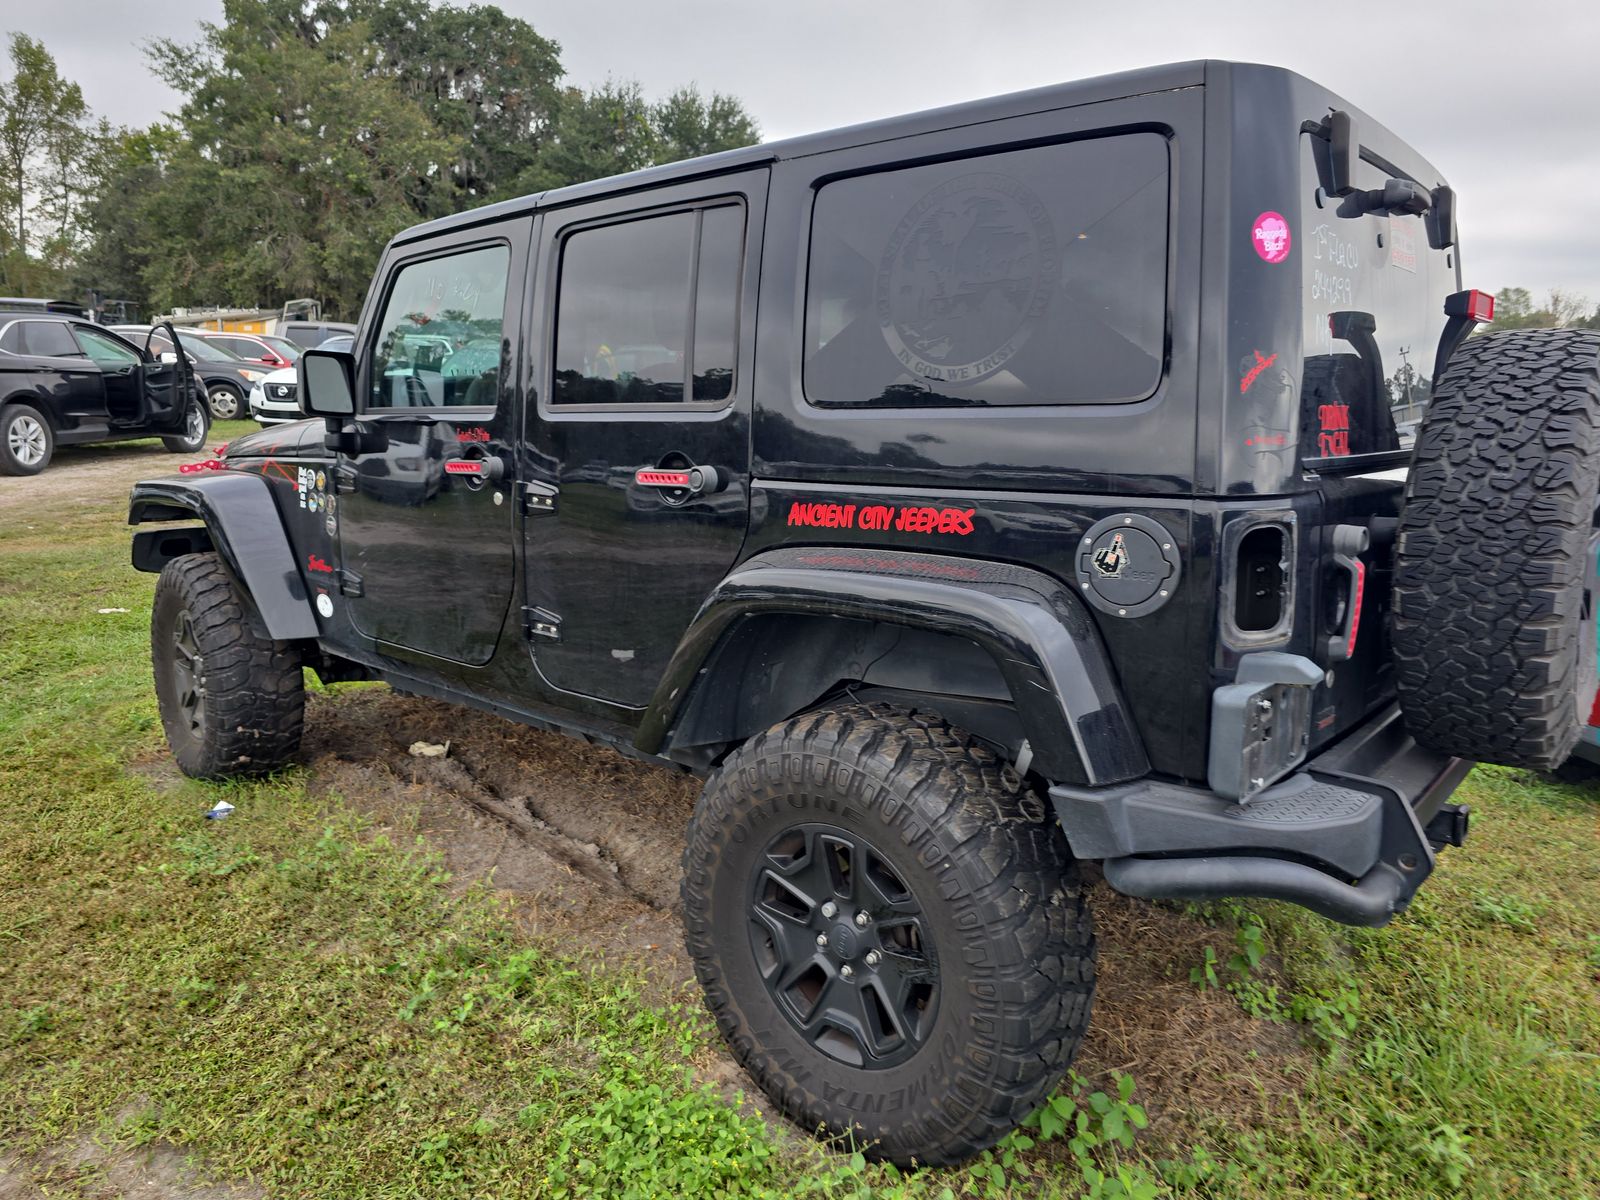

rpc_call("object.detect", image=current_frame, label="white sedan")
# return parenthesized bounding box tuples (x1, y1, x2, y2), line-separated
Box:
(249, 334, 352, 425)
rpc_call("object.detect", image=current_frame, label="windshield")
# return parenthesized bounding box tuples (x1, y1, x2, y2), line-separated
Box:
(260, 335, 301, 360)
(1299, 135, 1454, 461)
(178, 331, 241, 360)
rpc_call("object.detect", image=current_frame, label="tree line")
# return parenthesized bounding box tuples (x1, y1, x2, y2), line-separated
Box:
(0, 0, 759, 319)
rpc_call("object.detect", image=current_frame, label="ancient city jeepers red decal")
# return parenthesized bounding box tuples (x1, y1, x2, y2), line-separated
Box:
(456, 427, 490, 442)
(786, 501, 975, 536)
(1319, 403, 1352, 456)
(306, 554, 334, 573)
(1239, 350, 1279, 394)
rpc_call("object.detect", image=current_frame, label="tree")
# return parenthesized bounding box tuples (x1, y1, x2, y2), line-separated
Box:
(651, 86, 760, 165)
(0, 32, 92, 293)
(1488, 286, 1594, 332)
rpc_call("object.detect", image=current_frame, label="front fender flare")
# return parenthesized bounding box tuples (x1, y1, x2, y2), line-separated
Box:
(128, 472, 318, 641)
(637, 548, 1147, 787)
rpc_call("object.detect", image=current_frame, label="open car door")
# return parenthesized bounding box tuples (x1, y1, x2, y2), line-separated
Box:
(138, 321, 199, 430)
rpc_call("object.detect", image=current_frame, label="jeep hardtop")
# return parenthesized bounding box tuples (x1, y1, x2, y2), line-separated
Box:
(128, 60, 1600, 1165)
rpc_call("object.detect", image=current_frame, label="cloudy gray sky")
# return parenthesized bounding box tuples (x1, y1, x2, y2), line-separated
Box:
(9, 0, 1598, 305)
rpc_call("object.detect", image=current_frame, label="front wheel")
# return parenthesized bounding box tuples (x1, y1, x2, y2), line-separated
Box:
(161, 395, 211, 453)
(206, 384, 242, 421)
(681, 704, 1095, 1167)
(152, 553, 305, 778)
(0, 403, 53, 475)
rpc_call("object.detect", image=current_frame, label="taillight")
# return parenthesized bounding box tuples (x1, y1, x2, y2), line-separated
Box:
(1444, 289, 1495, 324)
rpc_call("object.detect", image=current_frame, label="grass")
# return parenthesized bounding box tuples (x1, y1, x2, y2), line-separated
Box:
(1, 441, 1598, 1197)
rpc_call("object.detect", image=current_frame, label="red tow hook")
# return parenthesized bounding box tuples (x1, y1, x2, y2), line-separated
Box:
(178, 458, 227, 474)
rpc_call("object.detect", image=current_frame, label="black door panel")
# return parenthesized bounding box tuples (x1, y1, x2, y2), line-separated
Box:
(524, 171, 767, 707)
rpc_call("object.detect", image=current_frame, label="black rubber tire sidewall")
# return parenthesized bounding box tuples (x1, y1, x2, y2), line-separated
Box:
(1393, 329, 1600, 768)
(0, 403, 54, 476)
(682, 704, 1094, 1167)
(161, 395, 212, 453)
(151, 553, 306, 778)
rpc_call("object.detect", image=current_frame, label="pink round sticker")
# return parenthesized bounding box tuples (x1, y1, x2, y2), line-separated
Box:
(1252, 211, 1291, 263)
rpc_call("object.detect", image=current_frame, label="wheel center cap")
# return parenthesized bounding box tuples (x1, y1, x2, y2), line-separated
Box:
(829, 923, 859, 959)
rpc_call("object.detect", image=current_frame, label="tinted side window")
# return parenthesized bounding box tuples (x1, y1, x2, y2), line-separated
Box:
(804, 134, 1169, 407)
(75, 327, 141, 367)
(0, 324, 21, 353)
(368, 245, 510, 408)
(552, 202, 744, 406)
(20, 321, 82, 358)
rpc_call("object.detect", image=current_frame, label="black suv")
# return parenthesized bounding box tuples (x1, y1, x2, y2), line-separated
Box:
(128, 61, 1600, 1166)
(0, 316, 206, 475)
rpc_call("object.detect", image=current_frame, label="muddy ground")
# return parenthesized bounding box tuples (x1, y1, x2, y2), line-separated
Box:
(2, 438, 1306, 1195)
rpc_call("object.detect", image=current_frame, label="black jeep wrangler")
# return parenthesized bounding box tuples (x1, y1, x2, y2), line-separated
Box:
(128, 61, 1600, 1166)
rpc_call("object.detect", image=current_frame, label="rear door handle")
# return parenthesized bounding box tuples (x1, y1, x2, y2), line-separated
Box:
(635, 465, 720, 495)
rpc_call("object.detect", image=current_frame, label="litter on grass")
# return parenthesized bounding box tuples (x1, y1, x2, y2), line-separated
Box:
(409, 740, 450, 758)
(204, 800, 235, 821)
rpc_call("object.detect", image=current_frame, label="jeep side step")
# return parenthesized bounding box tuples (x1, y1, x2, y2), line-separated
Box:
(1101, 853, 1407, 927)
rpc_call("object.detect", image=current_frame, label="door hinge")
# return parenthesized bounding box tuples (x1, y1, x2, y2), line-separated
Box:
(522, 605, 561, 641)
(520, 480, 558, 515)
(338, 569, 364, 597)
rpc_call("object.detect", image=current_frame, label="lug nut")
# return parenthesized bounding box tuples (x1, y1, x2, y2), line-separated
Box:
(864, 950, 880, 967)
(854, 911, 870, 928)
(820, 901, 837, 919)
(816, 933, 828, 948)
(840, 964, 854, 979)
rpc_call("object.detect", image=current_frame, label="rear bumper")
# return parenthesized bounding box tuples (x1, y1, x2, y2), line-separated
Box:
(1051, 704, 1470, 926)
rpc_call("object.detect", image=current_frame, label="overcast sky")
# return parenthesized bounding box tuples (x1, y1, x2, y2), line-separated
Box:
(9, 0, 1598, 305)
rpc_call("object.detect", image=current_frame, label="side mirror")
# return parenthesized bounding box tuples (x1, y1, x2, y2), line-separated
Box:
(159, 351, 179, 364)
(298, 348, 356, 418)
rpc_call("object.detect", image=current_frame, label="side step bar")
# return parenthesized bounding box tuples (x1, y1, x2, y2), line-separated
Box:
(1102, 854, 1408, 927)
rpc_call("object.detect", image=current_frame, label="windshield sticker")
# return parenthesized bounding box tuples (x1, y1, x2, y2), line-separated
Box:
(1318, 402, 1352, 457)
(1389, 219, 1418, 273)
(1252, 211, 1292, 264)
(786, 501, 975, 536)
(876, 172, 1059, 385)
(1239, 350, 1280, 394)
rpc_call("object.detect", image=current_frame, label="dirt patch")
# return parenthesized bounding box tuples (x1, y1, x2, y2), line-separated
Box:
(0, 1139, 264, 1200)
(0, 439, 194, 518)
(294, 686, 1307, 1143)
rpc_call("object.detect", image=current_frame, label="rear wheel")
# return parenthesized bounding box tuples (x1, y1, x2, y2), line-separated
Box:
(152, 553, 305, 778)
(206, 383, 242, 421)
(0, 403, 53, 475)
(681, 703, 1095, 1166)
(161, 394, 211, 453)
(1393, 329, 1600, 769)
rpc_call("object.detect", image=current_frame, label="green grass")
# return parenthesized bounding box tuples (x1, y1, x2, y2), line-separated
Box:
(1, 467, 1598, 1198)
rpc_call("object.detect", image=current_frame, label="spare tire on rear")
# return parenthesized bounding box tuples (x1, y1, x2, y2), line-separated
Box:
(1392, 329, 1600, 769)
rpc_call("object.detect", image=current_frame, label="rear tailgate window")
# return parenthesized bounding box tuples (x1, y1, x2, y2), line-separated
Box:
(1298, 134, 1454, 463)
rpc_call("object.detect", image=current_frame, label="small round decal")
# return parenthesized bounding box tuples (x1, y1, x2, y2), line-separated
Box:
(1252, 211, 1291, 264)
(315, 593, 334, 619)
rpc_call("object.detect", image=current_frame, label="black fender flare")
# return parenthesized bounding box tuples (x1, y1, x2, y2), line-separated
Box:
(128, 472, 319, 641)
(637, 547, 1148, 787)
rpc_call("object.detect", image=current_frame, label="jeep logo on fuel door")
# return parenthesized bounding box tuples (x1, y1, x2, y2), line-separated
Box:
(875, 172, 1058, 385)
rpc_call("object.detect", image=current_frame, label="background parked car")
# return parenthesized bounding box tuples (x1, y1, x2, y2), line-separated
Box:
(279, 320, 357, 349)
(110, 325, 268, 420)
(249, 333, 352, 424)
(0, 315, 205, 474)
(194, 330, 302, 370)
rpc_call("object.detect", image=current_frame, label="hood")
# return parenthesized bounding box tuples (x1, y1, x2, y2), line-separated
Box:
(263, 365, 297, 385)
(223, 418, 323, 459)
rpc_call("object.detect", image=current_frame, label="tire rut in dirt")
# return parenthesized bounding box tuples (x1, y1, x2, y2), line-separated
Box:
(681, 702, 1095, 1167)
(1393, 329, 1600, 768)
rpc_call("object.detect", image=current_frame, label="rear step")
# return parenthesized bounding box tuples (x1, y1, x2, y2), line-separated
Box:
(1050, 718, 1471, 926)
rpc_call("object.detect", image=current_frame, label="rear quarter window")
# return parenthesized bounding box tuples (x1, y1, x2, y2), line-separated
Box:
(803, 133, 1170, 408)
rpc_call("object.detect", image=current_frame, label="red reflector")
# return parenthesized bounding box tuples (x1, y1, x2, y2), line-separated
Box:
(636, 469, 692, 488)
(1587, 685, 1600, 729)
(444, 460, 483, 475)
(1346, 557, 1367, 657)
(1467, 289, 1494, 323)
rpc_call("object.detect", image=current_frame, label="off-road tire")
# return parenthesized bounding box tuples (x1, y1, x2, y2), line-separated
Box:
(1393, 329, 1600, 768)
(161, 394, 211, 453)
(681, 702, 1095, 1167)
(206, 383, 242, 421)
(0, 403, 53, 475)
(152, 553, 304, 778)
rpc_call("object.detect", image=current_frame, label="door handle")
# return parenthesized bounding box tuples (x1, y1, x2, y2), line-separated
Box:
(635, 465, 720, 495)
(445, 456, 505, 482)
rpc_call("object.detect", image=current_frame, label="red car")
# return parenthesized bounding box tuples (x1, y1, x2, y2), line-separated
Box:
(193, 330, 302, 369)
